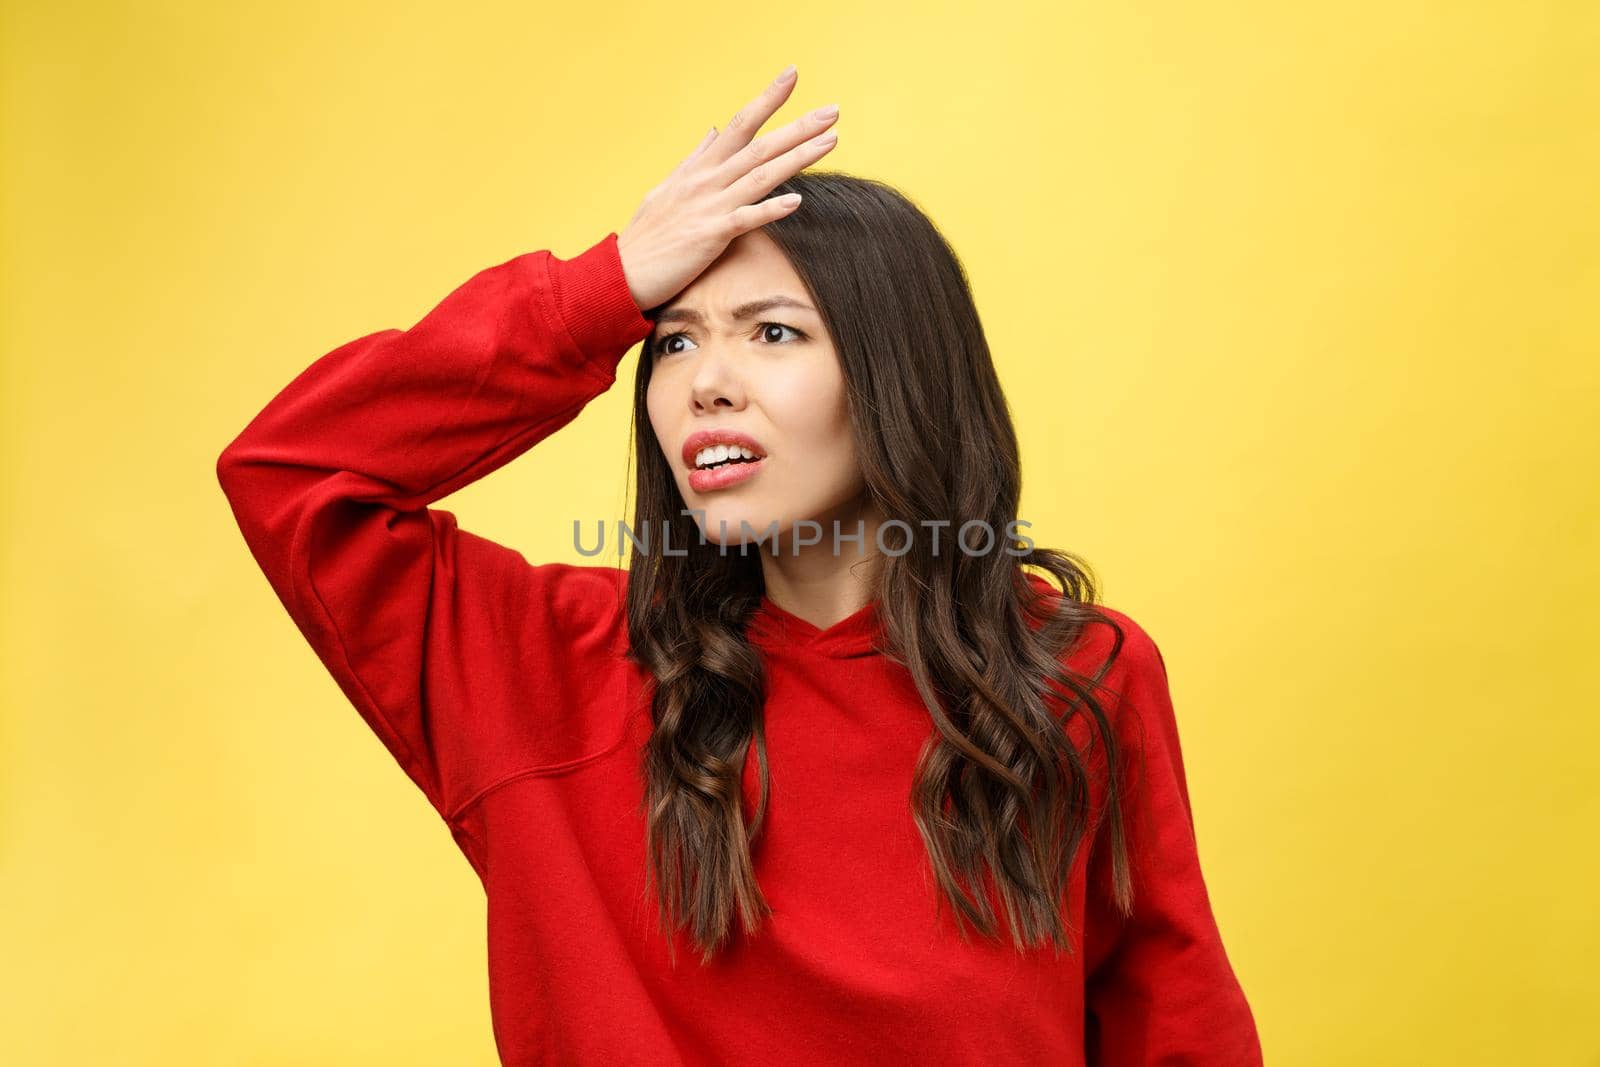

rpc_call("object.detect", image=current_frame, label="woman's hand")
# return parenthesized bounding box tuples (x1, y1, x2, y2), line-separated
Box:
(617, 64, 840, 313)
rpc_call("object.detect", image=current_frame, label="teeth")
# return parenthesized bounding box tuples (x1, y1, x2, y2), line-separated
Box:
(694, 444, 760, 469)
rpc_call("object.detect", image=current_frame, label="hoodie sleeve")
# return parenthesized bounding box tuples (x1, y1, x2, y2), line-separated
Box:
(1081, 610, 1263, 1065)
(215, 232, 655, 835)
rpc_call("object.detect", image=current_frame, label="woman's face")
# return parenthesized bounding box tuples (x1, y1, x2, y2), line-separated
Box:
(645, 230, 866, 550)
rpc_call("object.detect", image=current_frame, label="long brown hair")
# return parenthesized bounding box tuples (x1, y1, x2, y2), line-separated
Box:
(621, 170, 1133, 965)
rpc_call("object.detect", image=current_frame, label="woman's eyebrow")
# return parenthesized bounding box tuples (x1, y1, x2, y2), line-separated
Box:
(653, 295, 818, 326)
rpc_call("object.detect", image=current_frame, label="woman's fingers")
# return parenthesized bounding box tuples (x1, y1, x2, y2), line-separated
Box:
(702, 65, 799, 167)
(719, 127, 839, 209)
(726, 191, 805, 236)
(713, 103, 839, 190)
(617, 65, 840, 309)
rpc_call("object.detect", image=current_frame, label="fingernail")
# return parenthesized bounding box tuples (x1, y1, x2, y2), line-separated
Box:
(775, 64, 797, 83)
(813, 103, 839, 120)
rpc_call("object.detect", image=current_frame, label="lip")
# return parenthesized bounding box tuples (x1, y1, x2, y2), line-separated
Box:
(682, 427, 769, 494)
(681, 428, 769, 469)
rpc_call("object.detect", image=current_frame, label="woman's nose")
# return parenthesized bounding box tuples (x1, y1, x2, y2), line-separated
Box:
(688, 347, 748, 410)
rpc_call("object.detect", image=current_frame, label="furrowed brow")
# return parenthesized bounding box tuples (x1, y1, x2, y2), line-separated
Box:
(653, 295, 818, 327)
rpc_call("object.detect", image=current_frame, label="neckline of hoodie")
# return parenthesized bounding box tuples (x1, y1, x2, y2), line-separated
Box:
(746, 594, 885, 658)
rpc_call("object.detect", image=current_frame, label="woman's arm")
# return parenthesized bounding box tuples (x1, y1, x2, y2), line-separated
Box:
(215, 66, 838, 841)
(1082, 611, 1263, 1064)
(215, 233, 653, 826)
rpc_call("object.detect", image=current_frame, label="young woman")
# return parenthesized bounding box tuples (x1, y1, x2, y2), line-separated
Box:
(217, 64, 1261, 1066)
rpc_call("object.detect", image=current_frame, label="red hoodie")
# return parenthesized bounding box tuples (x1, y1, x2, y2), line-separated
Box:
(216, 231, 1262, 1066)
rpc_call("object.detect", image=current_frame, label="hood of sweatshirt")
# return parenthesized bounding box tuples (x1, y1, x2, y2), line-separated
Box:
(746, 593, 884, 659)
(744, 573, 1062, 661)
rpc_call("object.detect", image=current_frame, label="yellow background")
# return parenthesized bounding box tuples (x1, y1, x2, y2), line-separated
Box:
(3, 1, 1596, 1063)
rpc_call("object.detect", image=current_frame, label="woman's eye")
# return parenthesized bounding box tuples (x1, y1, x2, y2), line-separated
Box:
(652, 323, 806, 357)
(759, 322, 804, 344)
(656, 333, 697, 356)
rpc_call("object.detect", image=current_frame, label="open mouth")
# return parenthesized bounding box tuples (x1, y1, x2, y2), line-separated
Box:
(681, 430, 769, 491)
(692, 445, 764, 472)
(686, 446, 767, 492)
